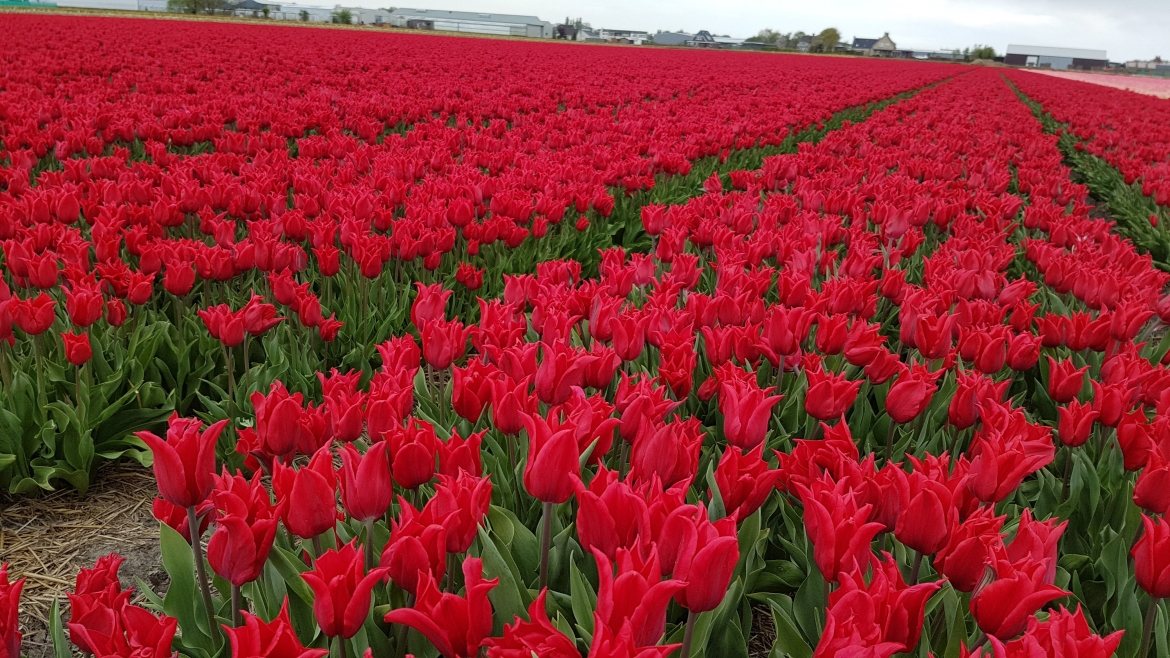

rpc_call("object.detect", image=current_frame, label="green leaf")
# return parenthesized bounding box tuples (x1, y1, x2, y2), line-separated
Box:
(159, 522, 213, 652)
(475, 526, 527, 633)
(764, 596, 812, 658)
(49, 597, 72, 658)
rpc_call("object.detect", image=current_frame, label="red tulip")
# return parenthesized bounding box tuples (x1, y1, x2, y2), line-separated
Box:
(796, 476, 884, 583)
(136, 415, 229, 509)
(894, 469, 955, 555)
(380, 500, 447, 596)
(934, 506, 1006, 593)
(1000, 605, 1122, 658)
(662, 506, 739, 613)
(575, 467, 651, 560)
(207, 471, 282, 586)
(1132, 514, 1170, 598)
(714, 444, 782, 522)
(484, 589, 578, 658)
(337, 442, 392, 523)
(383, 558, 497, 658)
(64, 284, 104, 328)
(1057, 400, 1098, 447)
(629, 418, 703, 489)
(420, 318, 470, 370)
(489, 374, 533, 436)
(1046, 356, 1088, 404)
(534, 341, 594, 406)
(717, 368, 782, 450)
(0, 564, 24, 658)
(420, 472, 492, 554)
(163, 263, 196, 296)
(224, 601, 328, 658)
(437, 429, 484, 478)
(249, 381, 305, 460)
(385, 418, 438, 490)
(885, 363, 940, 424)
(804, 367, 862, 421)
(302, 541, 390, 640)
(451, 360, 493, 424)
(1134, 447, 1170, 515)
(272, 446, 337, 540)
(242, 294, 284, 336)
(411, 282, 452, 328)
(522, 412, 580, 504)
(970, 557, 1069, 640)
(62, 331, 93, 366)
(592, 547, 684, 647)
(10, 293, 56, 336)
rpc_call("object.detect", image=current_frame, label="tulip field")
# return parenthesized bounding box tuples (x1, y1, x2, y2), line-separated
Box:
(5, 12, 1170, 658)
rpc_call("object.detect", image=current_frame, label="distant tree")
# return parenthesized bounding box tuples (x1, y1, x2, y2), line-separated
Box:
(261, 5, 269, 17)
(167, 0, 221, 13)
(299, 9, 309, 20)
(968, 44, 996, 60)
(750, 28, 782, 44)
(332, 8, 352, 23)
(818, 27, 840, 51)
(1155, 55, 1164, 63)
(792, 30, 806, 40)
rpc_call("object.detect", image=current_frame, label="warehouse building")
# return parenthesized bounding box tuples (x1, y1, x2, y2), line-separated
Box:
(1005, 45, 1108, 71)
(387, 8, 554, 38)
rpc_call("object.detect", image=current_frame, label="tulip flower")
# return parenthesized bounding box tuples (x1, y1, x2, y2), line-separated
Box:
(934, 506, 1007, 593)
(1134, 447, 1170, 515)
(894, 469, 956, 558)
(714, 444, 782, 522)
(666, 508, 739, 613)
(1046, 356, 1088, 404)
(970, 557, 1069, 641)
(1057, 400, 1098, 447)
(1133, 514, 1170, 598)
(380, 501, 447, 596)
(796, 476, 885, 583)
(61, 330, 92, 367)
(224, 602, 328, 658)
(420, 472, 492, 554)
(575, 467, 651, 560)
(241, 294, 284, 336)
(488, 374, 533, 436)
(385, 418, 438, 490)
(384, 558, 497, 658)
(804, 367, 862, 421)
(885, 363, 940, 424)
(592, 548, 684, 649)
(1005, 509, 1066, 585)
(1000, 605, 1122, 658)
(420, 318, 471, 370)
(64, 284, 104, 328)
(966, 409, 1055, 504)
(272, 446, 337, 543)
(437, 429, 484, 478)
(249, 382, 305, 461)
(199, 304, 246, 348)
(302, 541, 390, 641)
(411, 282, 451, 328)
(717, 369, 782, 450)
(0, 564, 23, 658)
(207, 472, 282, 627)
(629, 418, 703, 489)
(484, 590, 578, 658)
(534, 341, 594, 406)
(137, 415, 229, 510)
(10, 293, 55, 336)
(337, 442, 391, 523)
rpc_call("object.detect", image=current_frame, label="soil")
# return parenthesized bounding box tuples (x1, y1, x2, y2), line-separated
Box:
(0, 463, 165, 658)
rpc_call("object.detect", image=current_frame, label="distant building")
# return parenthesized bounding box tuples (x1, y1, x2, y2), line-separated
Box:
(594, 28, 650, 45)
(652, 31, 692, 46)
(851, 33, 897, 56)
(685, 30, 743, 48)
(1005, 45, 1108, 70)
(795, 35, 813, 52)
(387, 7, 554, 38)
(267, 2, 332, 21)
(1126, 60, 1170, 71)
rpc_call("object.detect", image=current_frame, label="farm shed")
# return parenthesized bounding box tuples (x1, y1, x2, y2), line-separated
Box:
(388, 8, 554, 38)
(1005, 45, 1108, 71)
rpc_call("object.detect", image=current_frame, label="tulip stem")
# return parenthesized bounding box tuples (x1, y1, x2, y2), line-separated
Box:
(884, 419, 897, 463)
(1139, 597, 1161, 658)
(312, 534, 325, 558)
(187, 506, 220, 644)
(539, 501, 554, 590)
(680, 609, 698, 658)
(231, 584, 242, 626)
(364, 518, 376, 573)
(1061, 449, 1073, 501)
(909, 550, 923, 586)
(0, 343, 11, 392)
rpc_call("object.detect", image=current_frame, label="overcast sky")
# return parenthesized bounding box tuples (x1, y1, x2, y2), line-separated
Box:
(356, 0, 1167, 61)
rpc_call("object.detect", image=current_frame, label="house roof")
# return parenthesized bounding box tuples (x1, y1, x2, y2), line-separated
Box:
(1005, 44, 1107, 60)
(852, 37, 878, 49)
(388, 7, 550, 26)
(231, 0, 269, 9)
